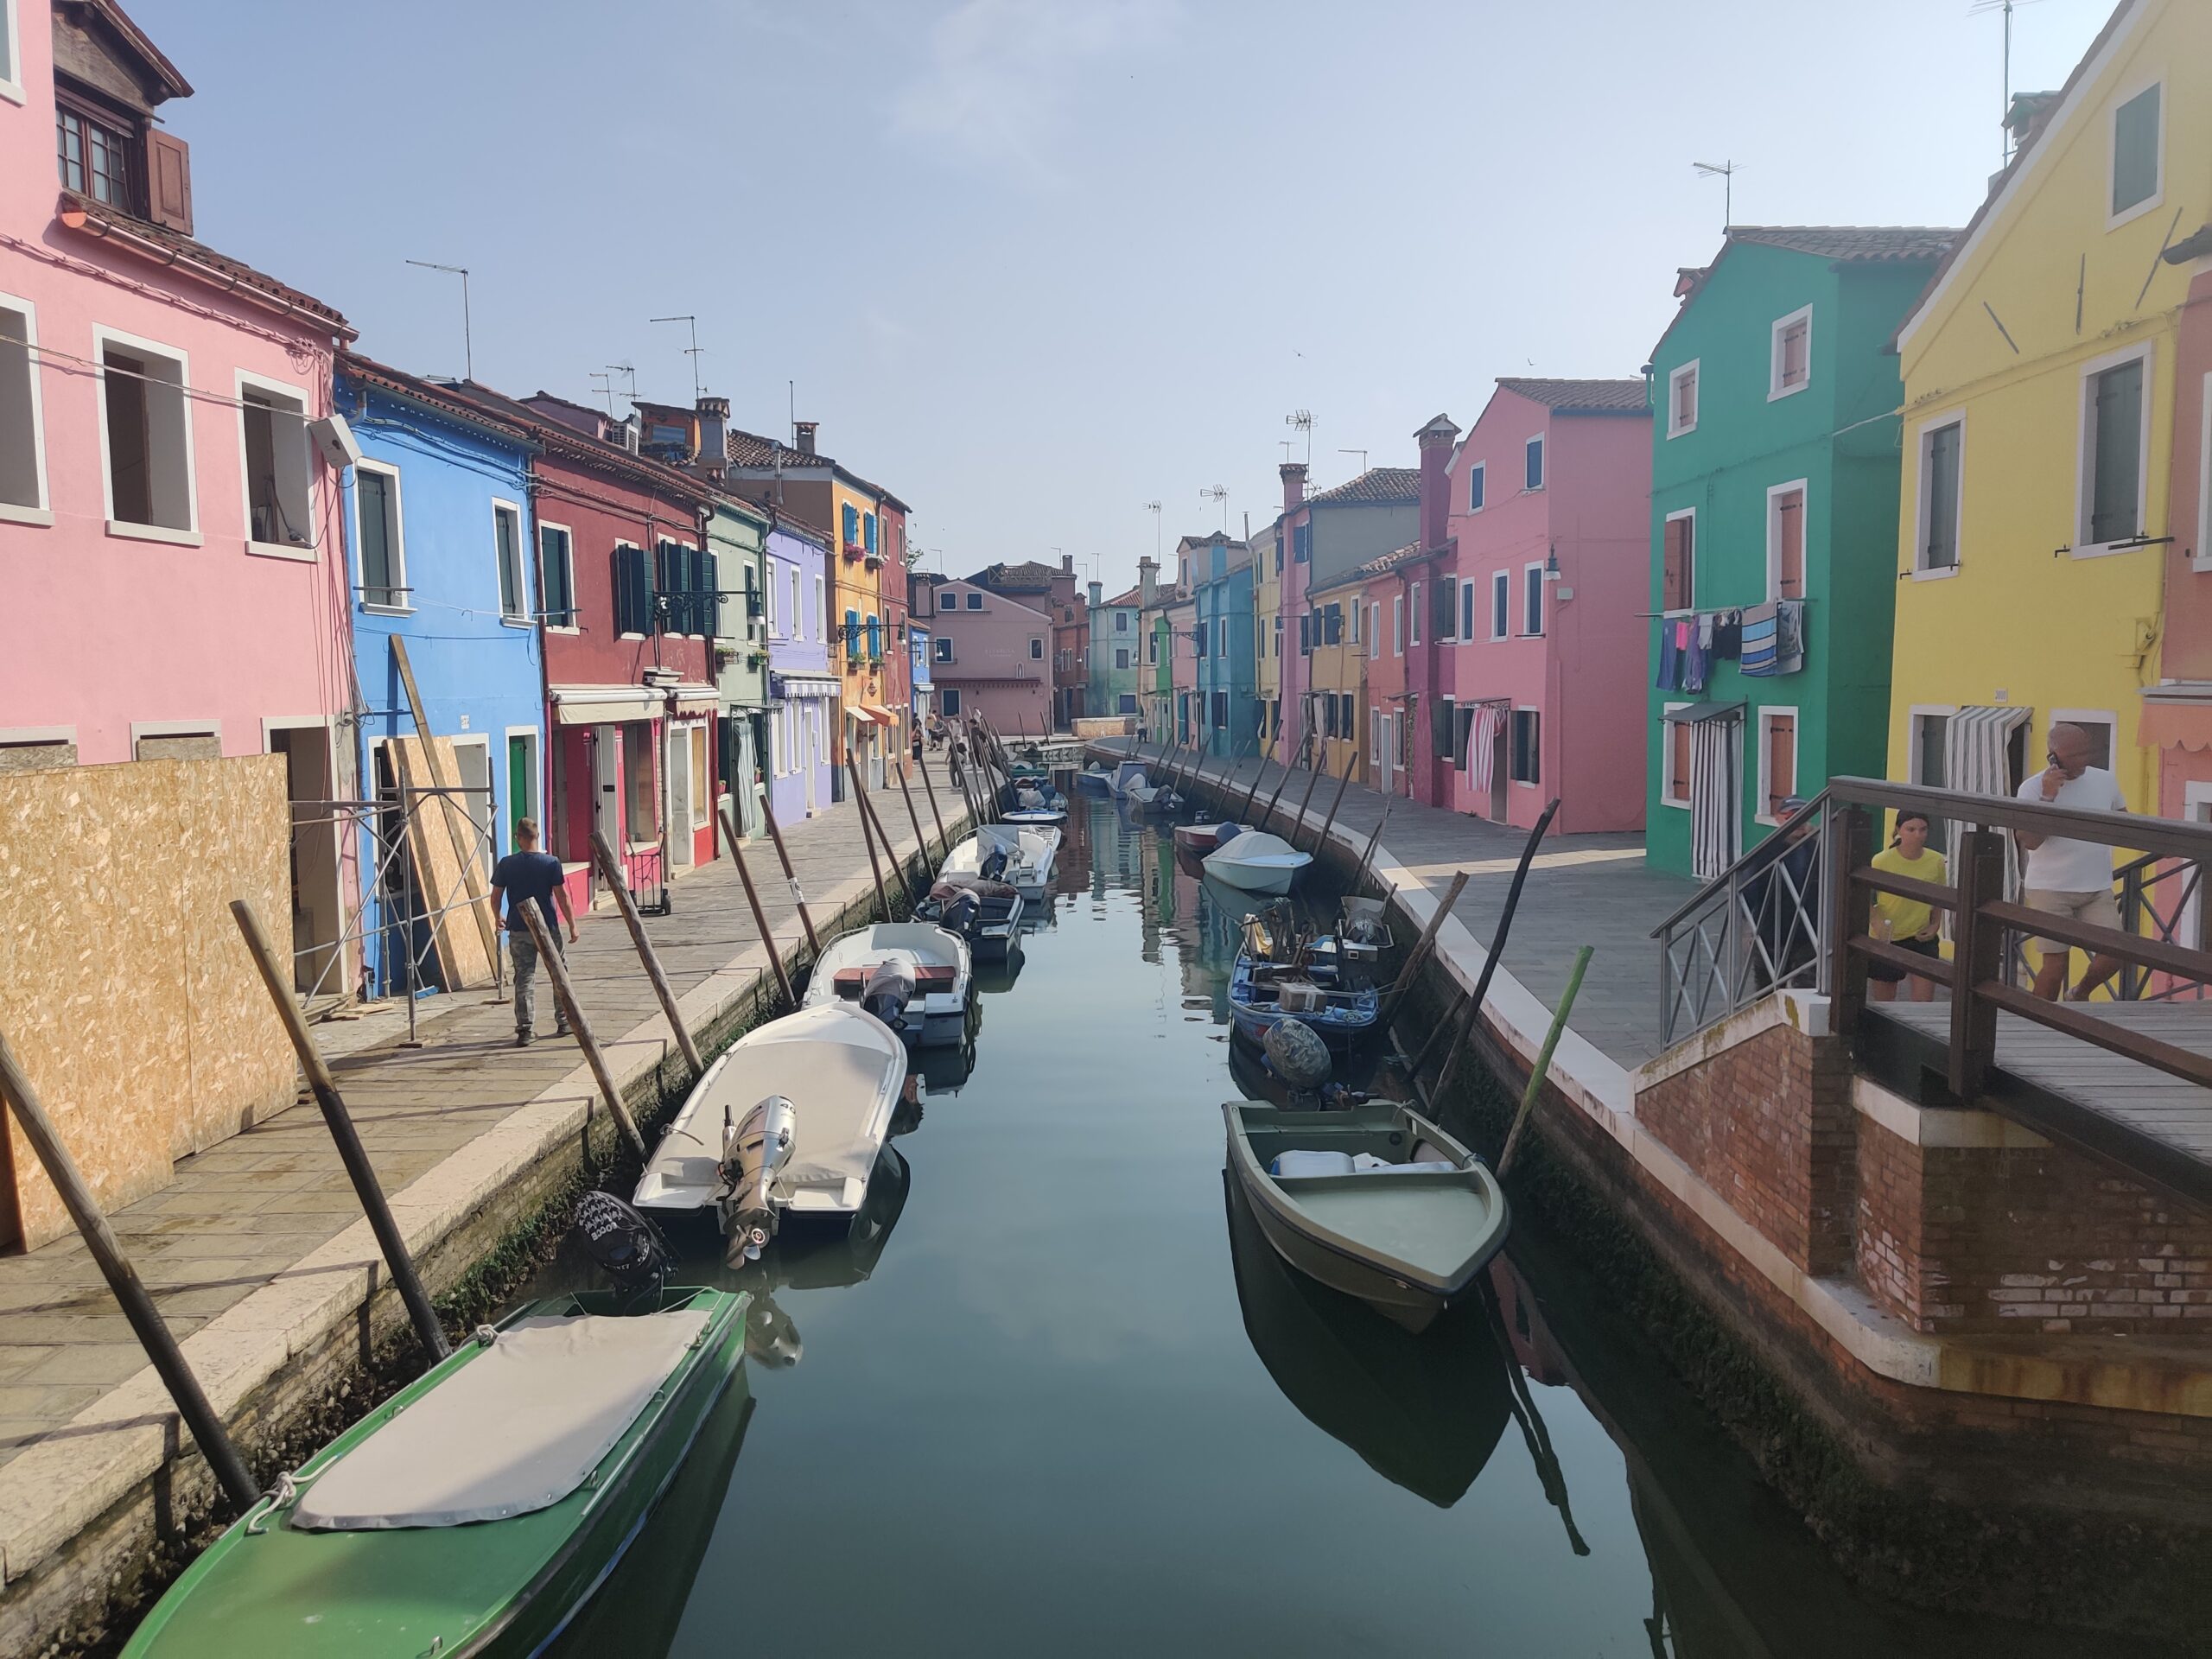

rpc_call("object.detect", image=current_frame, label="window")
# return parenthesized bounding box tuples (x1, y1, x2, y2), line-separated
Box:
(1339, 694, 1354, 739)
(1219, 615, 1231, 656)
(933, 635, 953, 663)
(1116, 646, 1130, 670)
(1510, 709, 1541, 785)
(1668, 361, 1699, 438)
(1370, 707, 1382, 766)
(2051, 709, 2116, 771)
(133, 725, 219, 761)
(0, 296, 48, 520)
(866, 614, 882, 660)
(1115, 611, 1128, 632)
(238, 374, 313, 553)
(613, 541, 654, 635)
(2082, 352, 2148, 547)
(1322, 603, 1342, 646)
(862, 512, 876, 556)
(1118, 693, 1137, 715)
(1522, 563, 1543, 636)
(2111, 83, 2162, 222)
(1769, 482, 1807, 601)
(1364, 601, 1379, 656)
(841, 503, 859, 548)
(1661, 706, 1691, 808)
(1409, 582, 1422, 647)
(57, 103, 131, 209)
(1391, 594, 1404, 657)
(1770, 307, 1812, 400)
(1916, 419, 1962, 573)
(1029, 636, 1044, 660)
(355, 462, 405, 609)
(98, 330, 195, 537)
(1758, 709, 1798, 823)
(0, 730, 75, 772)
(1438, 575, 1458, 642)
(965, 590, 982, 609)
(1293, 523, 1311, 563)
(1524, 436, 1545, 492)
(1299, 613, 1312, 655)
(1212, 690, 1229, 728)
(690, 727, 710, 830)
(1467, 461, 1486, 512)
(1459, 581, 1474, 644)
(1491, 571, 1509, 639)
(1273, 613, 1282, 658)
(940, 688, 963, 716)
(0, 0, 21, 101)
(1661, 511, 1695, 611)
(814, 574, 826, 641)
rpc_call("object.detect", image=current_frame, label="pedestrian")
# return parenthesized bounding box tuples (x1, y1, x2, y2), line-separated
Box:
(1867, 810, 1947, 1002)
(2015, 721, 2127, 1001)
(490, 818, 578, 1046)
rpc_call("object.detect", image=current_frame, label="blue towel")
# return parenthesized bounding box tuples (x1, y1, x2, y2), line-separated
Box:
(1655, 623, 1681, 690)
(1740, 602, 1779, 677)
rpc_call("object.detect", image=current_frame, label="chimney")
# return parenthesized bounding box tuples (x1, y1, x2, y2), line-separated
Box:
(794, 420, 818, 458)
(1280, 461, 1308, 512)
(1414, 414, 1459, 553)
(1137, 556, 1159, 608)
(1088, 579, 1103, 609)
(1060, 552, 1073, 575)
(695, 395, 729, 477)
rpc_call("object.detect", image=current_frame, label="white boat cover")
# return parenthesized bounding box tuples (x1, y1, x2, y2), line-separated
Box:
(1205, 831, 1311, 888)
(291, 1308, 710, 1530)
(942, 824, 1060, 881)
(800, 923, 970, 1014)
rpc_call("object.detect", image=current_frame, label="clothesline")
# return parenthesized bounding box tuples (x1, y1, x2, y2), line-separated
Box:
(1656, 598, 1806, 692)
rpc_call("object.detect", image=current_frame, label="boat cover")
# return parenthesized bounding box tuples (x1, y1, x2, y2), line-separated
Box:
(291, 1308, 710, 1530)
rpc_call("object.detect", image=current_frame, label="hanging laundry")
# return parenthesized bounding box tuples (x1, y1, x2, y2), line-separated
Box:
(1714, 609, 1743, 660)
(1682, 626, 1709, 693)
(1697, 613, 1715, 651)
(1655, 619, 1681, 690)
(1775, 599, 1806, 676)
(1739, 601, 1779, 677)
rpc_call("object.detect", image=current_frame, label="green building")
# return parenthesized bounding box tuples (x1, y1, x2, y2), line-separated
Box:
(1644, 226, 1954, 880)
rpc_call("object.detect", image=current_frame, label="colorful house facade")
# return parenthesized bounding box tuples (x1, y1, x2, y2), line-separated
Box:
(2147, 221, 2212, 816)
(1646, 226, 1954, 879)
(1446, 379, 1653, 833)
(1279, 463, 1421, 760)
(1087, 580, 1145, 720)
(1189, 533, 1256, 759)
(1254, 523, 1284, 754)
(765, 518, 836, 823)
(1302, 562, 1369, 780)
(1889, 0, 2204, 836)
(916, 575, 1051, 733)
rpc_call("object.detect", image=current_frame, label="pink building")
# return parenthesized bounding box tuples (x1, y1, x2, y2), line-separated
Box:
(1445, 379, 1652, 834)
(0, 0, 356, 967)
(915, 575, 1051, 734)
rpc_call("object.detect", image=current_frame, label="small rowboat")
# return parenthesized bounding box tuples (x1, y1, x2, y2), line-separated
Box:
(1203, 829, 1312, 895)
(1110, 760, 1151, 796)
(1223, 1100, 1510, 1333)
(1073, 762, 1115, 793)
(1174, 821, 1235, 855)
(802, 923, 971, 1047)
(940, 823, 1060, 903)
(1230, 937, 1380, 1051)
(121, 1287, 749, 1659)
(913, 876, 1026, 961)
(1000, 777, 1069, 825)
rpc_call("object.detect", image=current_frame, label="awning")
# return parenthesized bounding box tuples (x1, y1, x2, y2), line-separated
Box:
(771, 671, 839, 699)
(671, 683, 718, 718)
(1665, 699, 1745, 725)
(2141, 686, 2212, 753)
(550, 686, 659, 727)
(862, 704, 899, 727)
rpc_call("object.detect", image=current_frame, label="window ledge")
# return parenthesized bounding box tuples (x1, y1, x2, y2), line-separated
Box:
(545, 625, 582, 636)
(2107, 193, 2164, 233)
(1910, 564, 1961, 582)
(1667, 423, 1696, 440)
(499, 616, 535, 630)
(1661, 796, 1691, 811)
(2071, 539, 2152, 561)
(359, 602, 414, 618)
(245, 539, 317, 563)
(1768, 382, 1809, 404)
(0, 503, 54, 528)
(0, 79, 24, 108)
(108, 520, 202, 548)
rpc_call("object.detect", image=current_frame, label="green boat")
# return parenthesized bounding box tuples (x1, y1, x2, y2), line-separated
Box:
(123, 1286, 749, 1659)
(1224, 1100, 1510, 1333)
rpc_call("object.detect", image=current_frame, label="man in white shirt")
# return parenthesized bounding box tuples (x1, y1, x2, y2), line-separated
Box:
(2013, 722, 2128, 1001)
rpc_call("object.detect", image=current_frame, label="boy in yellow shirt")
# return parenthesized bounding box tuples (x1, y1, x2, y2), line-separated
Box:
(1868, 810, 1947, 1002)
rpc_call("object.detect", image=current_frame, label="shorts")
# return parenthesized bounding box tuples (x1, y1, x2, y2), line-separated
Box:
(2023, 887, 2121, 949)
(1868, 933, 1942, 983)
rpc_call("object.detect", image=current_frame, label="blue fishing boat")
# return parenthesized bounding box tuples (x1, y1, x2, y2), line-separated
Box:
(1227, 905, 1380, 1049)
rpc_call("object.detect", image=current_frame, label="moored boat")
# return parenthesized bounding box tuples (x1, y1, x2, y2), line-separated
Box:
(1228, 908, 1379, 1049)
(1223, 1099, 1510, 1333)
(913, 875, 1026, 961)
(1203, 829, 1312, 895)
(1174, 821, 1235, 855)
(1335, 895, 1397, 977)
(1110, 760, 1150, 796)
(940, 823, 1060, 902)
(802, 922, 972, 1047)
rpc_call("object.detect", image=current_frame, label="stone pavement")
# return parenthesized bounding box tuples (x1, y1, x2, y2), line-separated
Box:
(0, 758, 969, 1482)
(1099, 740, 1700, 1068)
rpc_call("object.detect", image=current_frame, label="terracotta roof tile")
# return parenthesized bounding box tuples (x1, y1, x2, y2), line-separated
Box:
(1306, 467, 1420, 506)
(59, 192, 348, 332)
(1724, 225, 1960, 264)
(1494, 377, 1649, 413)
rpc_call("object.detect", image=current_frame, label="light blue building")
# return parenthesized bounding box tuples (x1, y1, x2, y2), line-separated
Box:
(765, 518, 838, 823)
(910, 620, 934, 731)
(1188, 532, 1257, 759)
(336, 354, 548, 995)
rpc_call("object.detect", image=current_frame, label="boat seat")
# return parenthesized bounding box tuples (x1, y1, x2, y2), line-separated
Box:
(832, 964, 958, 990)
(1270, 1149, 1357, 1179)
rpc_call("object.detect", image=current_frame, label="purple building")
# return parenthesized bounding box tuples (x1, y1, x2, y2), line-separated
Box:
(765, 518, 838, 822)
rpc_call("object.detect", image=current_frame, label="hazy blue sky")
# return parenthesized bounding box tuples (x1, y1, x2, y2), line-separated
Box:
(141, 0, 2107, 593)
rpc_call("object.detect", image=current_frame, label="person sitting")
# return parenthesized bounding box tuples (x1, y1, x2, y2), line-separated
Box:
(1868, 810, 1948, 1002)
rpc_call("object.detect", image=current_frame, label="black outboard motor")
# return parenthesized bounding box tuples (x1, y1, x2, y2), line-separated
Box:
(937, 884, 983, 939)
(861, 958, 916, 1028)
(980, 846, 1012, 883)
(572, 1190, 674, 1311)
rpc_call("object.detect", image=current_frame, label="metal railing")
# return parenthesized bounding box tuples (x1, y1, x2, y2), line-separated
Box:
(2118, 849, 2208, 1002)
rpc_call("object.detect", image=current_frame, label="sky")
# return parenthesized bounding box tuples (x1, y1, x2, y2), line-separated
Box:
(140, 0, 2111, 595)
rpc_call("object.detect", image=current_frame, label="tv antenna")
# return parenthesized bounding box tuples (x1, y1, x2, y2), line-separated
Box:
(1286, 409, 1313, 466)
(1200, 484, 1229, 532)
(1692, 160, 1741, 231)
(1971, 0, 2046, 165)
(404, 259, 473, 380)
(588, 371, 615, 417)
(1142, 500, 1162, 559)
(1338, 448, 1368, 473)
(648, 314, 705, 404)
(602, 362, 637, 416)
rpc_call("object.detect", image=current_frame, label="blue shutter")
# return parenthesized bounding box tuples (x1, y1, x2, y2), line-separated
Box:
(701, 550, 720, 638)
(842, 504, 858, 547)
(863, 512, 877, 555)
(866, 615, 881, 660)
(844, 607, 860, 658)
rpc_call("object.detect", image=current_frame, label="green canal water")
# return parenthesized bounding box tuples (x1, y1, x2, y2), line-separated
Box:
(525, 798, 2160, 1659)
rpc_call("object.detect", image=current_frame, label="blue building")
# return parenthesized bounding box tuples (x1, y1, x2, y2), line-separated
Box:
(910, 620, 934, 732)
(1187, 532, 1256, 759)
(765, 519, 838, 823)
(336, 353, 547, 994)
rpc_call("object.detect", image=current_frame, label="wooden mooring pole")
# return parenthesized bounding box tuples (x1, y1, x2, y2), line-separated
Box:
(848, 749, 892, 917)
(1308, 747, 1359, 854)
(1498, 946, 1594, 1177)
(514, 903, 647, 1160)
(856, 760, 915, 907)
(1408, 798, 1560, 1087)
(232, 899, 453, 1363)
(918, 750, 951, 857)
(1257, 731, 1308, 835)
(758, 798, 822, 961)
(1285, 737, 1328, 842)
(894, 761, 936, 876)
(0, 1025, 262, 1515)
(721, 802, 798, 1011)
(588, 830, 702, 1079)
(1351, 804, 1390, 895)
(1379, 868, 1471, 1032)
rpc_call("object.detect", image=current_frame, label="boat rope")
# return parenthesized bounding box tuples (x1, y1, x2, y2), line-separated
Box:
(243, 1469, 302, 1535)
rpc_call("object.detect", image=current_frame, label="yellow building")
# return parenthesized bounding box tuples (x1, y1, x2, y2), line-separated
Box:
(1254, 520, 1283, 760)
(1887, 0, 2205, 813)
(1302, 568, 1368, 785)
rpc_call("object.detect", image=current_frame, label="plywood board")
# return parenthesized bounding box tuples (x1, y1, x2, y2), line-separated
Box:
(391, 737, 495, 991)
(0, 756, 298, 1249)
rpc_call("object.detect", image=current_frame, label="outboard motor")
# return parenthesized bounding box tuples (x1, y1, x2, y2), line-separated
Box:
(1262, 1017, 1333, 1092)
(979, 846, 1012, 883)
(860, 958, 916, 1028)
(1016, 785, 1045, 810)
(572, 1190, 674, 1310)
(937, 884, 983, 939)
(719, 1094, 797, 1262)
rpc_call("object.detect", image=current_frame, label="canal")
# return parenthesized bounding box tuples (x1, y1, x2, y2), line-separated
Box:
(529, 798, 2164, 1659)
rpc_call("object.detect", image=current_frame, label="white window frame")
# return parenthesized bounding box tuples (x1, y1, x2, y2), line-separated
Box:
(1459, 577, 1475, 645)
(1667, 359, 1699, 439)
(1769, 305, 1813, 402)
(1911, 411, 1966, 581)
(92, 323, 200, 545)
(814, 573, 827, 642)
(1755, 705, 1800, 827)
(1662, 506, 1698, 610)
(2050, 707, 2119, 772)
(1466, 460, 1486, 512)
(2107, 78, 2164, 232)
(1765, 477, 1810, 602)
(504, 725, 542, 842)
(1523, 434, 1546, 493)
(613, 538, 647, 639)
(537, 516, 578, 632)
(1522, 561, 1544, 637)
(234, 367, 318, 562)
(1660, 702, 1691, 810)
(353, 458, 409, 614)
(493, 499, 533, 626)
(1491, 570, 1510, 640)
(0, 289, 51, 524)
(2074, 340, 2156, 556)
(0, 0, 22, 106)
(1511, 704, 1541, 788)
(1409, 582, 1423, 648)
(2198, 372, 2212, 573)
(1905, 703, 1959, 801)
(1391, 594, 1404, 658)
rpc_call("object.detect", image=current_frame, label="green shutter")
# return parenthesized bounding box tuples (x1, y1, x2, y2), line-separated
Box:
(2112, 85, 2160, 217)
(2089, 359, 2144, 544)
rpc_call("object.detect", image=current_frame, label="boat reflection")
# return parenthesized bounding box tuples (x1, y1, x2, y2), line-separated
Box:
(912, 1033, 977, 1095)
(972, 942, 1026, 995)
(1224, 1171, 1510, 1508)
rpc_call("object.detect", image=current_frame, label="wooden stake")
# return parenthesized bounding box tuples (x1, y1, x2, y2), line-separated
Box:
(0, 1025, 261, 1515)
(1351, 803, 1390, 894)
(859, 762, 914, 906)
(588, 830, 702, 1078)
(389, 636, 501, 980)
(1286, 737, 1327, 842)
(918, 749, 950, 857)
(515, 903, 646, 1160)
(848, 749, 892, 916)
(1238, 743, 1270, 819)
(894, 760, 934, 878)
(1309, 747, 1359, 855)
(721, 802, 797, 1010)
(758, 797, 821, 960)
(1257, 731, 1306, 834)
(1425, 798, 1560, 1099)
(1498, 946, 1593, 1177)
(1379, 868, 1471, 1030)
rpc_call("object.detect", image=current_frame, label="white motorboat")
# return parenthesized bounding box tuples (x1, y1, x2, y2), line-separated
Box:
(941, 823, 1061, 903)
(1111, 760, 1151, 796)
(1124, 778, 1183, 815)
(1203, 829, 1313, 896)
(802, 922, 972, 1047)
(632, 1003, 906, 1249)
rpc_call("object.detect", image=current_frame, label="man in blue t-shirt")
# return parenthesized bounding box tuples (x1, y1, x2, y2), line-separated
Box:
(490, 818, 578, 1046)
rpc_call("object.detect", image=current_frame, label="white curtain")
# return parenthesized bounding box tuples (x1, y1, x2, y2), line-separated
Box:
(1690, 715, 1739, 880)
(1465, 704, 1507, 798)
(1943, 704, 2031, 899)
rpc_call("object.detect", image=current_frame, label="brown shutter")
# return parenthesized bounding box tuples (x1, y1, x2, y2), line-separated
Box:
(148, 131, 193, 235)
(1777, 491, 1804, 598)
(1662, 518, 1687, 610)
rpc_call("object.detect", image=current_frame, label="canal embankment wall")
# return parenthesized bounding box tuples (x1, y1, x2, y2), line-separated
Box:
(2, 785, 969, 1659)
(1121, 743, 2212, 1639)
